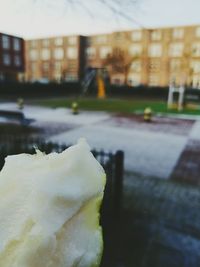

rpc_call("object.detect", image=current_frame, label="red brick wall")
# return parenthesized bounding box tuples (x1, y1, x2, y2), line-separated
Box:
(0, 33, 25, 74)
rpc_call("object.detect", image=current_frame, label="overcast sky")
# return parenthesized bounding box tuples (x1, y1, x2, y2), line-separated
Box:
(0, 0, 199, 39)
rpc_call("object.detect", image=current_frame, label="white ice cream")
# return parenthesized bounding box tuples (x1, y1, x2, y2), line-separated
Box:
(0, 138, 106, 267)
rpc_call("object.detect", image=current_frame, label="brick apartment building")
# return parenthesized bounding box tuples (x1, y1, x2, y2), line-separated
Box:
(25, 36, 86, 83)
(0, 33, 25, 82)
(25, 25, 200, 88)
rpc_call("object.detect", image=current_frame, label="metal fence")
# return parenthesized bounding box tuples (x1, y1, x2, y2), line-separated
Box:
(0, 137, 124, 221)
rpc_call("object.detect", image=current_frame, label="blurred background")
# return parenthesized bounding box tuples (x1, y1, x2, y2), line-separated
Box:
(1, 0, 200, 266)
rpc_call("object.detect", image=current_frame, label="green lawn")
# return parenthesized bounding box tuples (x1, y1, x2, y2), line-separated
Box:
(30, 97, 200, 115)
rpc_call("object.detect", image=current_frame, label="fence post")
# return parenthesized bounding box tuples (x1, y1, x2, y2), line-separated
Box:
(114, 150, 124, 218)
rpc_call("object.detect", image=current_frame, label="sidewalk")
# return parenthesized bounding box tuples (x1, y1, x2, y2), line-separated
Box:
(0, 102, 198, 180)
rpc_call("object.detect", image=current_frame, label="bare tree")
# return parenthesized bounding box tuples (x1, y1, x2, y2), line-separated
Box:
(103, 47, 138, 85)
(174, 51, 192, 86)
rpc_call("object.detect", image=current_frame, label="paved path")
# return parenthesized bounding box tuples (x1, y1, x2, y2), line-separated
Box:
(189, 120, 200, 140)
(0, 103, 110, 126)
(50, 124, 187, 179)
(0, 102, 199, 180)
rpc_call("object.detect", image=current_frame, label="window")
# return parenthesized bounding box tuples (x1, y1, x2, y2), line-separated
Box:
(196, 27, 200, 38)
(173, 28, 184, 39)
(13, 38, 21, 51)
(86, 47, 96, 59)
(42, 63, 49, 79)
(3, 54, 11, 66)
(170, 59, 181, 71)
(149, 75, 159, 86)
(192, 75, 200, 88)
(54, 62, 62, 80)
(192, 43, 200, 57)
(130, 61, 142, 72)
(114, 32, 123, 42)
(67, 47, 78, 59)
(132, 31, 142, 41)
(128, 74, 141, 86)
(31, 63, 36, 73)
(41, 49, 50, 60)
(149, 44, 162, 57)
(54, 48, 64, 59)
(169, 43, 184, 57)
(42, 62, 49, 71)
(68, 36, 77, 45)
(129, 44, 142, 56)
(86, 37, 92, 46)
(111, 77, 124, 85)
(68, 62, 77, 71)
(55, 37, 63, 46)
(99, 46, 112, 59)
(14, 55, 21, 67)
(190, 60, 200, 73)
(151, 30, 162, 41)
(42, 39, 50, 47)
(54, 62, 62, 71)
(111, 74, 124, 85)
(96, 35, 107, 44)
(2, 35, 10, 49)
(30, 40, 37, 48)
(29, 50, 38, 61)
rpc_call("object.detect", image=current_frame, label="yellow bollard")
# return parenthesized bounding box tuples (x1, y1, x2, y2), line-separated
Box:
(144, 107, 152, 122)
(71, 102, 79, 115)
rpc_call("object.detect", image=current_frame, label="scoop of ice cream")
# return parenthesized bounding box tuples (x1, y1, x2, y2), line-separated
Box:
(0, 138, 106, 267)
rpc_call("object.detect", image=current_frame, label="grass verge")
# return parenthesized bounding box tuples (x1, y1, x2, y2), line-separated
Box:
(29, 97, 200, 115)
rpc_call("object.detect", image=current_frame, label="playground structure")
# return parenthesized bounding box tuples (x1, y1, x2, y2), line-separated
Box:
(168, 81, 200, 111)
(167, 82, 185, 111)
(81, 67, 108, 99)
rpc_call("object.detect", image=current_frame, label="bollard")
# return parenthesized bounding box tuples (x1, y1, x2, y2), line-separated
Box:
(17, 98, 24, 110)
(144, 107, 152, 122)
(71, 102, 79, 115)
